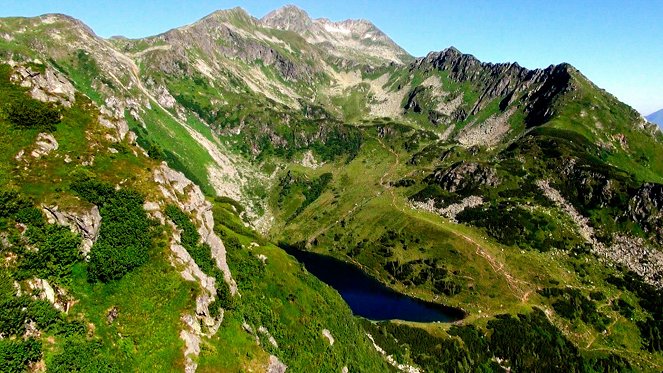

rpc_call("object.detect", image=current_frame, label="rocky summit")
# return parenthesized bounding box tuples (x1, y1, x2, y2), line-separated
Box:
(0, 4, 662, 372)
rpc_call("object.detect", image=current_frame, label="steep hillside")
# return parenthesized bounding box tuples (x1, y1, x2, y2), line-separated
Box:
(0, 16, 388, 373)
(1, 4, 662, 372)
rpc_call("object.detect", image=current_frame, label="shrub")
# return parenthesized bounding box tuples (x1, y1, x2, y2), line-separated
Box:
(18, 224, 81, 281)
(6, 99, 60, 131)
(0, 338, 42, 373)
(48, 337, 119, 373)
(71, 177, 151, 282)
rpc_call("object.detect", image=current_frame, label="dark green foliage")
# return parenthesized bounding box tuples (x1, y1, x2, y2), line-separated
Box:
(607, 272, 663, 352)
(0, 338, 42, 373)
(165, 205, 233, 309)
(0, 190, 33, 218)
(487, 308, 584, 371)
(0, 297, 31, 336)
(278, 171, 333, 219)
(457, 202, 580, 252)
(359, 320, 491, 372)
(539, 287, 610, 331)
(5, 99, 60, 131)
(310, 128, 362, 162)
(612, 298, 635, 319)
(14, 207, 45, 226)
(47, 337, 119, 373)
(384, 258, 462, 296)
(71, 176, 151, 282)
(0, 294, 67, 337)
(391, 178, 415, 187)
(448, 324, 492, 363)
(18, 224, 81, 281)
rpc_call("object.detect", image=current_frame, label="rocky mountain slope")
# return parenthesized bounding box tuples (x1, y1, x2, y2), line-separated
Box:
(0, 4, 662, 372)
(261, 5, 412, 66)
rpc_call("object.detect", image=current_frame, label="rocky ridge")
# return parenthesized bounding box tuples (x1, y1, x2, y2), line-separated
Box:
(261, 5, 411, 66)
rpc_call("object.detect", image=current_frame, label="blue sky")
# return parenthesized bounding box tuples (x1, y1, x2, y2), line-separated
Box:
(2, 1, 661, 114)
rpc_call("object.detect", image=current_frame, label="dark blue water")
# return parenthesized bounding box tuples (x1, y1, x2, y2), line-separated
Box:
(283, 247, 465, 322)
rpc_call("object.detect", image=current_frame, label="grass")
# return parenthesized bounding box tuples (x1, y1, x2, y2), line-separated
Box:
(127, 102, 216, 195)
(198, 202, 390, 372)
(66, 250, 196, 371)
(269, 122, 663, 369)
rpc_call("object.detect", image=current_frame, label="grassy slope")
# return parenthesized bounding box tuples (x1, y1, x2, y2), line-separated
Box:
(270, 122, 663, 370)
(0, 62, 388, 371)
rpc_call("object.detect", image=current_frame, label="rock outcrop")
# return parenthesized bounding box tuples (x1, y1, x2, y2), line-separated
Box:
(428, 162, 499, 194)
(43, 204, 102, 257)
(537, 180, 663, 287)
(626, 183, 663, 244)
(413, 47, 575, 127)
(10, 63, 76, 107)
(30, 133, 58, 158)
(267, 355, 288, 373)
(152, 163, 237, 373)
(26, 278, 74, 313)
(261, 5, 411, 65)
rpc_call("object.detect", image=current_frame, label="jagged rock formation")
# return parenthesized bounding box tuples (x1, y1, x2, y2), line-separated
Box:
(626, 183, 663, 244)
(411, 48, 575, 127)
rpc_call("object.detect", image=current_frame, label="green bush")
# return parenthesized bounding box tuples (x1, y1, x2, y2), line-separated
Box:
(0, 338, 42, 373)
(6, 99, 60, 131)
(18, 224, 81, 281)
(0, 190, 32, 219)
(71, 176, 151, 282)
(48, 337, 119, 373)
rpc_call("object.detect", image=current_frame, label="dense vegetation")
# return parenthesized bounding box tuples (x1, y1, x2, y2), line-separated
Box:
(539, 287, 610, 331)
(361, 308, 632, 372)
(608, 271, 663, 352)
(70, 175, 152, 282)
(277, 171, 333, 220)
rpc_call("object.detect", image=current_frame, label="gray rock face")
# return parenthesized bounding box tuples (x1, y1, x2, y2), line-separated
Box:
(154, 8, 313, 83)
(31, 133, 58, 158)
(537, 180, 663, 288)
(43, 205, 102, 257)
(10, 63, 76, 107)
(152, 163, 239, 373)
(261, 5, 411, 65)
(411, 47, 574, 127)
(99, 96, 131, 141)
(27, 278, 74, 313)
(267, 355, 287, 373)
(154, 163, 237, 294)
(626, 183, 663, 244)
(428, 162, 499, 194)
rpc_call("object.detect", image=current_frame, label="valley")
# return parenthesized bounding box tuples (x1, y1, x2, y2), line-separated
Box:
(0, 4, 662, 372)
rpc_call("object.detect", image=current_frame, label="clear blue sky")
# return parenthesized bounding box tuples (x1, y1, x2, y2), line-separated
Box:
(2, 0, 661, 114)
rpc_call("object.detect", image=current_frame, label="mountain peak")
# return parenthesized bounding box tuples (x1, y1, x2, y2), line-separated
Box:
(261, 4, 313, 34)
(203, 6, 253, 24)
(261, 6, 412, 65)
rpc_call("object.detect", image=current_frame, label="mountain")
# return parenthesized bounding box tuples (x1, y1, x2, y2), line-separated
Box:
(0, 5, 662, 372)
(261, 4, 412, 65)
(647, 108, 663, 127)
